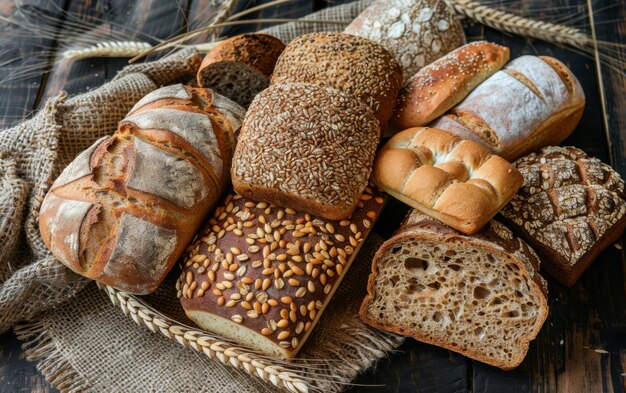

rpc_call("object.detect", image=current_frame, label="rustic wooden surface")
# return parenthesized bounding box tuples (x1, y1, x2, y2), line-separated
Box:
(0, 0, 625, 392)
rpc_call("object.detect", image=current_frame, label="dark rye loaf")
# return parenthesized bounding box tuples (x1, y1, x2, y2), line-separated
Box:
(178, 186, 384, 359)
(360, 210, 548, 370)
(39, 85, 246, 294)
(500, 146, 626, 287)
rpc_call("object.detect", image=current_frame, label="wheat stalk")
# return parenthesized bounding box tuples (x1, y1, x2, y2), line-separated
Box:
(443, 0, 593, 48)
(207, 0, 239, 40)
(62, 41, 153, 60)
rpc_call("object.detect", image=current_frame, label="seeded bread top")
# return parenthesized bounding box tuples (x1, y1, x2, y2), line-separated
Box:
(270, 32, 402, 129)
(178, 186, 383, 357)
(232, 82, 380, 219)
(501, 146, 626, 265)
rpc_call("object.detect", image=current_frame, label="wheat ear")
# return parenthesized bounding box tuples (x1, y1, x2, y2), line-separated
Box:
(443, 0, 593, 48)
(62, 41, 153, 60)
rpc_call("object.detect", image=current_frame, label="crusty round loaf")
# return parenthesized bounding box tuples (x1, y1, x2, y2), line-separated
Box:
(197, 33, 285, 107)
(392, 41, 510, 131)
(344, 0, 466, 84)
(178, 186, 384, 359)
(270, 32, 402, 129)
(38, 84, 246, 294)
(232, 82, 380, 221)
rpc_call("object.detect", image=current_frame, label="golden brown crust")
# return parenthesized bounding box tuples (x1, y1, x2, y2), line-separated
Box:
(178, 187, 384, 359)
(39, 85, 246, 294)
(270, 32, 402, 130)
(360, 213, 548, 370)
(392, 41, 510, 131)
(372, 127, 523, 234)
(430, 55, 585, 161)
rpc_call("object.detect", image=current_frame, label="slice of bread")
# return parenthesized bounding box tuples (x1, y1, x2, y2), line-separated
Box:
(360, 210, 548, 370)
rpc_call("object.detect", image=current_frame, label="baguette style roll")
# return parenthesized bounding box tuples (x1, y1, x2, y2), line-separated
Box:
(344, 0, 466, 84)
(431, 55, 585, 160)
(393, 41, 510, 131)
(372, 127, 523, 234)
(197, 34, 285, 107)
(179, 186, 384, 359)
(39, 85, 246, 294)
(360, 210, 548, 370)
(270, 32, 402, 130)
(500, 146, 626, 287)
(232, 82, 380, 221)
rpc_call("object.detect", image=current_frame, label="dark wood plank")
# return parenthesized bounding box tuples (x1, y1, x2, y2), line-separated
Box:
(0, 331, 54, 393)
(0, 0, 66, 128)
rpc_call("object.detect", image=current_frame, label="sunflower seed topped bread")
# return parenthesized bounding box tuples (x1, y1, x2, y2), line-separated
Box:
(178, 186, 384, 359)
(270, 32, 402, 129)
(372, 127, 523, 234)
(500, 146, 626, 287)
(360, 210, 548, 370)
(344, 0, 466, 84)
(197, 33, 285, 107)
(392, 41, 510, 131)
(430, 55, 585, 160)
(39, 84, 246, 294)
(232, 82, 380, 221)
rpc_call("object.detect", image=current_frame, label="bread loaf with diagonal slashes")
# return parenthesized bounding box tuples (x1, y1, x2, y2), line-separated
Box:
(39, 84, 246, 294)
(178, 186, 384, 359)
(360, 210, 548, 370)
(500, 146, 626, 287)
(431, 55, 585, 160)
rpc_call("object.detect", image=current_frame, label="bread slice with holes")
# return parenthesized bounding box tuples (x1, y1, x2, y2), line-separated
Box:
(360, 210, 548, 370)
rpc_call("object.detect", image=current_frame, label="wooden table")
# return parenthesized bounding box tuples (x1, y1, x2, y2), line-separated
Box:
(0, 0, 624, 392)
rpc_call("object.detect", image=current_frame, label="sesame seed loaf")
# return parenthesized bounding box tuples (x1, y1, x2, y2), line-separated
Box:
(430, 55, 585, 161)
(38, 84, 246, 294)
(344, 0, 466, 84)
(270, 32, 402, 130)
(232, 82, 381, 221)
(372, 127, 524, 234)
(392, 41, 510, 131)
(178, 186, 384, 359)
(197, 33, 285, 107)
(360, 210, 548, 370)
(500, 146, 626, 287)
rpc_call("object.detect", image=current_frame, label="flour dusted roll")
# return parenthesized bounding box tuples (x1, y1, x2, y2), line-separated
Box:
(39, 84, 246, 294)
(431, 55, 585, 160)
(178, 186, 384, 359)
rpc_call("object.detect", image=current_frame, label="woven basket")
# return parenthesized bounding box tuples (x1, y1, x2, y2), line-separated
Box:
(97, 234, 402, 393)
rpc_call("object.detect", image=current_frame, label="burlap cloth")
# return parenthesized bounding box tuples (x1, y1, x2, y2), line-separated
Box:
(0, 1, 408, 391)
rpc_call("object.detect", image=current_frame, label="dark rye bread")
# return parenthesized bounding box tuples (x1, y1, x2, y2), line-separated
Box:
(500, 146, 626, 287)
(270, 32, 402, 130)
(360, 210, 548, 370)
(232, 82, 380, 220)
(197, 34, 285, 107)
(178, 186, 384, 359)
(39, 85, 245, 294)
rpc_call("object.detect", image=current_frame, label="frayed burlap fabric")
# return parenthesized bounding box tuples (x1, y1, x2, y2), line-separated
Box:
(2, 1, 405, 392)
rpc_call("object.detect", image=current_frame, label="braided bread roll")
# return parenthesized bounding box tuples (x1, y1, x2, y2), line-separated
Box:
(39, 84, 246, 294)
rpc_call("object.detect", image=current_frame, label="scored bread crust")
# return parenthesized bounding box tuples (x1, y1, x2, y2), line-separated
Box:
(270, 32, 402, 130)
(392, 41, 510, 131)
(430, 55, 585, 161)
(500, 146, 626, 287)
(178, 186, 384, 359)
(197, 33, 285, 107)
(232, 82, 380, 220)
(360, 212, 548, 370)
(38, 85, 245, 294)
(344, 0, 466, 84)
(372, 127, 523, 234)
